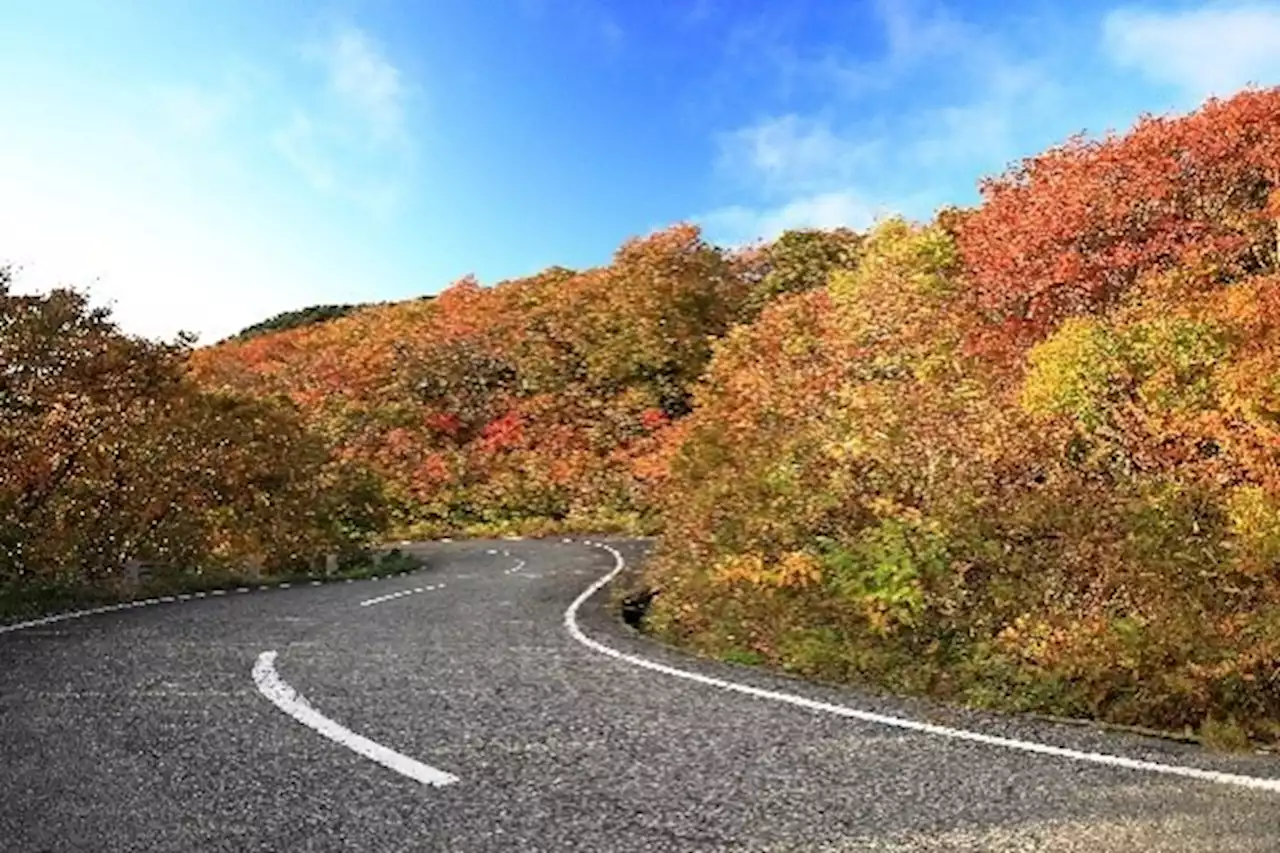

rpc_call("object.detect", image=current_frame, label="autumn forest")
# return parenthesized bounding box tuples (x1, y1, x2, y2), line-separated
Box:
(8, 86, 1280, 744)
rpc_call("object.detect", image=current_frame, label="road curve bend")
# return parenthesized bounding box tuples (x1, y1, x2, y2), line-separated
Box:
(3, 538, 1280, 852)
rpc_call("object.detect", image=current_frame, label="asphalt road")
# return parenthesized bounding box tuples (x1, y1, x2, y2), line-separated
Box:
(3, 537, 1280, 852)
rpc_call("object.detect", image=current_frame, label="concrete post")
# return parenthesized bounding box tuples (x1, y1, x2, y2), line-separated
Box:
(124, 558, 143, 588)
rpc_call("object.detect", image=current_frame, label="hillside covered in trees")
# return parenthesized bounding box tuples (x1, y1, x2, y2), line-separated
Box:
(11, 85, 1280, 743)
(227, 303, 367, 343)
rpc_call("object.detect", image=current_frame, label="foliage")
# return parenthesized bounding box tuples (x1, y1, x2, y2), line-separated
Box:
(956, 86, 1280, 361)
(20, 83, 1280, 742)
(0, 270, 387, 594)
(733, 227, 863, 321)
(635, 93, 1280, 742)
(191, 224, 751, 535)
(228, 303, 366, 342)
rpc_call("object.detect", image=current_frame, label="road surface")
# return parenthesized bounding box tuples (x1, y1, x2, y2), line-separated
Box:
(3, 538, 1280, 851)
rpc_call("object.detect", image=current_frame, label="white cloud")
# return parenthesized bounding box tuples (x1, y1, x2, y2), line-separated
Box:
(701, 0, 1060, 241)
(308, 25, 408, 143)
(699, 190, 880, 246)
(1103, 3, 1280, 100)
(279, 23, 417, 217)
(875, 0, 970, 69)
(272, 112, 336, 192)
(715, 114, 884, 194)
(907, 58, 1055, 167)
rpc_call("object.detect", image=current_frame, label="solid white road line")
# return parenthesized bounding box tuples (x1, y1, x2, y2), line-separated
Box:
(252, 651, 459, 787)
(565, 543, 1280, 795)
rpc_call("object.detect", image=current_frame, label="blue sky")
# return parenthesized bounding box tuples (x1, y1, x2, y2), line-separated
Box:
(3, 0, 1280, 343)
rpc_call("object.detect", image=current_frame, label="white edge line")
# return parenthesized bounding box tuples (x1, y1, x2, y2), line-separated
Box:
(0, 576, 332, 635)
(253, 651, 458, 787)
(565, 543, 1280, 794)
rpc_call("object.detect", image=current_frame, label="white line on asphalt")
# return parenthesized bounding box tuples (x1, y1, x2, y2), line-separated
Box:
(359, 585, 436, 607)
(505, 560, 527, 575)
(252, 651, 459, 787)
(565, 543, 1280, 795)
(0, 569, 430, 636)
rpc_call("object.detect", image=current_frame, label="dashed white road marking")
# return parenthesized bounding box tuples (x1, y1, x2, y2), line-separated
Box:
(252, 650, 459, 787)
(566, 543, 1280, 795)
(504, 560, 527, 576)
(359, 585, 439, 608)
(0, 600, 146, 634)
(0, 568, 428, 636)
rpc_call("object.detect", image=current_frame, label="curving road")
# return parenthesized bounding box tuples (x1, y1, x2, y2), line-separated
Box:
(3, 538, 1280, 852)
